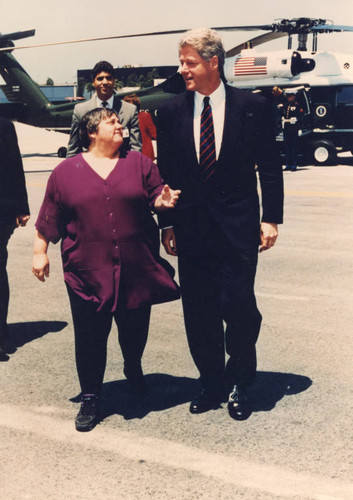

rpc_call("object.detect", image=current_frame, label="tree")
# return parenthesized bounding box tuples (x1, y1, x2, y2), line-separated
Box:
(115, 80, 124, 90)
(46, 77, 54, 86)
(139, 68, 161, 88)
(85, 81, 94, 94)
(150, 68, 160, 80)
(126, 72, 138, 87)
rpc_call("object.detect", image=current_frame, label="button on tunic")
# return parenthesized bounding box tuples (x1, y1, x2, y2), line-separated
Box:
(36, 152, 179, 311)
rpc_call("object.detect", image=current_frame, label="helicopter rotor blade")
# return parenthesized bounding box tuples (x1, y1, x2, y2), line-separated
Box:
(212, 24, 275, 31)
(0, 29, 35, 41)
(213, 25, 276, 32)
(0, 29, 196, 53)
(311, 24, 353, 33)
(226, 31, 287, 57)
(1, 20, 353, 54)
(0, 25, 284, 53)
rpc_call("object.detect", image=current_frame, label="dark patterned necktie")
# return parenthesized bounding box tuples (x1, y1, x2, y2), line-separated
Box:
(199, 96, 216, 183)
(102, 101, 108, 108)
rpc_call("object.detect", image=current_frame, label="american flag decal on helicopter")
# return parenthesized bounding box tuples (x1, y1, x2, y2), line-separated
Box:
(234, 56, 267, 76)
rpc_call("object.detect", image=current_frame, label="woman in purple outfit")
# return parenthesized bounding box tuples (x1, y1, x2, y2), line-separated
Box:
(32, 108, 180, 432)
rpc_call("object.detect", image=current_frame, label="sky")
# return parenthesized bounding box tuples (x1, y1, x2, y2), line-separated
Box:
(1, 0, 353, 84)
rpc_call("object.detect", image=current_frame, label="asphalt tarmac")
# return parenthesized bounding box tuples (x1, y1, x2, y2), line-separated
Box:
(0, 123, 352, 499)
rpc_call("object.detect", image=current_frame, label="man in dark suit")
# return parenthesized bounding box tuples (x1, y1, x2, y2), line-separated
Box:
(66, 60, 141, 157)
(157, 28, 284, 420)
(0, 118, 30, 360)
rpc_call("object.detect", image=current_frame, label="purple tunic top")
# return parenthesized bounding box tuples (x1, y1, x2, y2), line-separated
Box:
(36, 152, 179, 311)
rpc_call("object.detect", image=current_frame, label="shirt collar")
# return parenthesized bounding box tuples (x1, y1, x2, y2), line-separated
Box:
(194, 81, 225, 110)
(96, 94, 115, 108)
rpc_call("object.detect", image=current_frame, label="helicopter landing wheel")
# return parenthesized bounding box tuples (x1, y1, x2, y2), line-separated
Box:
(57, 146, 67, 158)
(309, 141, 337, 166)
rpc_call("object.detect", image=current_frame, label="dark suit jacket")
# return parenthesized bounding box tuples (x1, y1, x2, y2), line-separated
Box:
(156, 84, 284, 251)
(0, 118, 30, 222)
(66, 94, 142, 157)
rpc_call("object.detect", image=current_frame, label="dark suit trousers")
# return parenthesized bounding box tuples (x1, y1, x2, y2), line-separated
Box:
(66, 285, 151, 395)
(0, 222, 16, 344)
(178, 230, 262, 393)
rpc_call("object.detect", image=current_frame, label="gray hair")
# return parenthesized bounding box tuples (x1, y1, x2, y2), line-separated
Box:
(79, 107, 119, 149)
(179, 28, 225, 78)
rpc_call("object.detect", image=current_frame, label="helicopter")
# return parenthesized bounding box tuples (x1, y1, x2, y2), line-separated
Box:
(0, 28, 185, 156)
(1, 18, 353, 163)
(222, 18, 353, 165)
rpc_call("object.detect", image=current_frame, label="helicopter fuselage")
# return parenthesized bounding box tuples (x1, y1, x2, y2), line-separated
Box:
(225, 48, 353, 164)
(225, 48, 353, 87)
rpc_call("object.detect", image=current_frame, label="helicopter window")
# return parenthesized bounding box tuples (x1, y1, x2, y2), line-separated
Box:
(336, 86, 353, 105)
(311, 87, 336, 104)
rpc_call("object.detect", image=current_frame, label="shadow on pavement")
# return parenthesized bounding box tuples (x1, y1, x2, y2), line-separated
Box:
(6, 321, 68, 354)
(70, 370, 312, 420)
(296, 156, 353, 168)
(336, 156, 353, 166)
(71, 373, 198, 421)
(250, 371, 312, 412)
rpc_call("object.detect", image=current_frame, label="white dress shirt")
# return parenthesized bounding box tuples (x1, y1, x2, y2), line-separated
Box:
(96, 94, 115, 108)
(193, 82, 226, 161)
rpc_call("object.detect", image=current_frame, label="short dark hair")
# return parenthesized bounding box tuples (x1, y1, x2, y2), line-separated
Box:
(91, 61, 115, 80)
(79, 107, 119, 149)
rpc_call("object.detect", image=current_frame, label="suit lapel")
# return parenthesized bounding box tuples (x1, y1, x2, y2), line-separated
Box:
(218, 85, 243, 165)
(180, 92, 198, 168)
(113, 95, 122, 114)
(79, 95, 97, 118)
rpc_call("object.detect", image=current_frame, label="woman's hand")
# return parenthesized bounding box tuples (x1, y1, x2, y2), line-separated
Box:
(32, 253, 50, 282)
(32, 231, 50, 282)
(154, 185, 181, 211)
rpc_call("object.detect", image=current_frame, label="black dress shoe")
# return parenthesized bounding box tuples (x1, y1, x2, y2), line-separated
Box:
(75, 394, 100, 432)
(228, 385, 252, 421)
(189, 389, 222, 414)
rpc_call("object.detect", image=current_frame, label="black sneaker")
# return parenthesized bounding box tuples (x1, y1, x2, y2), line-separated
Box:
(75, 394, 100, 432)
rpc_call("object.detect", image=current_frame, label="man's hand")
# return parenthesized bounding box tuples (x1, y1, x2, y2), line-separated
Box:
(259, 222, 278, 253)
(154, 185, 181, 211)
(16, 215, 30, 227)
(162, 227, 177, 256)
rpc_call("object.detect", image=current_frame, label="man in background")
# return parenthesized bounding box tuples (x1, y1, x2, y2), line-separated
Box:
(66, 61, 141, 157)
(0, 118, 30, 360)
(123, 94, 157, 161)
(277, 88, 304, 171)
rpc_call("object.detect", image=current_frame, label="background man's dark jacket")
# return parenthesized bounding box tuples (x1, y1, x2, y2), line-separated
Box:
(0, 118, 30, 222)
